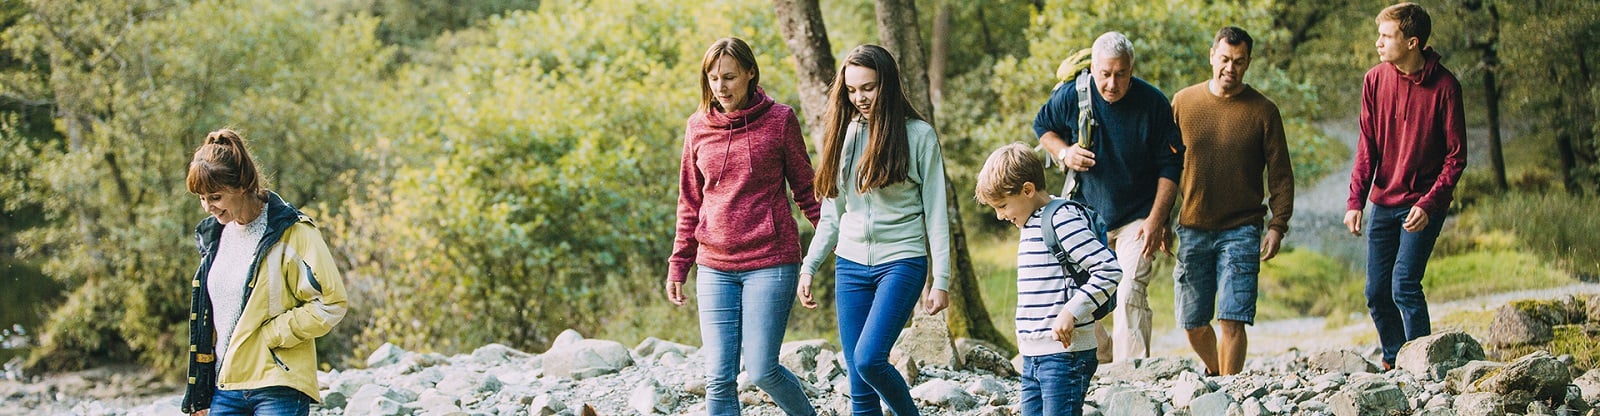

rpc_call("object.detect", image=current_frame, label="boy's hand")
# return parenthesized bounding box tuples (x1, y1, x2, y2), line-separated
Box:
(798, 273, 819, 309)
(1051, 313, 1077, 348)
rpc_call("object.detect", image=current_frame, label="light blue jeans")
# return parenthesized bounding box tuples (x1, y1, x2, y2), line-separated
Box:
(836, 257, 926, 416)
(1020, 349, 1098, 416)
(697, 264, 816, 416)
(209, 386, 309, 416)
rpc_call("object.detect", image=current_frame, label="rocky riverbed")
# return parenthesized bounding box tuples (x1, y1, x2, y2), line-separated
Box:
(5, 322, 1600, 416)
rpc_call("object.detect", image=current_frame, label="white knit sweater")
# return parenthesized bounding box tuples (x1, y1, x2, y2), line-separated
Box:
(208, 204, 268, 375)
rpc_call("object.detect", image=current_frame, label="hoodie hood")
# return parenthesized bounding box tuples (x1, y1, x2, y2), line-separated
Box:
(1399, 47, 1445, 86)
(704, 87, 775, 129)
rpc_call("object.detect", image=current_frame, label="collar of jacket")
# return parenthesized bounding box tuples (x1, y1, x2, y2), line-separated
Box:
(1397, 47, 1445, 86)
(704, 87, 775, 129)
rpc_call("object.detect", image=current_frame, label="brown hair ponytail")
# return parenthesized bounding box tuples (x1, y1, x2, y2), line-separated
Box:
(186, 128, 267, 198)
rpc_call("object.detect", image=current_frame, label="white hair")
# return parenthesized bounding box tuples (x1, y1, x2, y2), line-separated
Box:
(1092, 32, 1134, 63)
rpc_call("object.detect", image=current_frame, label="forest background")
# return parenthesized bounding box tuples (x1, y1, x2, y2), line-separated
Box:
(1, 0, 1597, 378)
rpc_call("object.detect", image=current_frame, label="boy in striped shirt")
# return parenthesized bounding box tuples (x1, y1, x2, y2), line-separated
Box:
(976, 143, 1122, 416)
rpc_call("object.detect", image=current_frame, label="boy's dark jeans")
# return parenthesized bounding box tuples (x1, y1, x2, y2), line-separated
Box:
(1020, 349, 1098, 416)
(1364, 203, 1446, 365)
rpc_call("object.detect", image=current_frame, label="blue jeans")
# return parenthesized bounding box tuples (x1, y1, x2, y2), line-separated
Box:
(209, 386, 309, 416)
(1020, 350, 1097, 416)
(1173, 224, 1261, 329)
(1364, 204, 1446, 365)
(697, 264, 815, 416)
(835, 257, 926, 416)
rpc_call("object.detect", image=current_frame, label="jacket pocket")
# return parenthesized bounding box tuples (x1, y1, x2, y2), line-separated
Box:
(269, 349, 291, 372)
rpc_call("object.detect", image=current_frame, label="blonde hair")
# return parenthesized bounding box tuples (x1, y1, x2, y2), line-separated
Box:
(974, 143, 1046, 206)
(1377, 2, 1432, 48)
(186, 128, 267, 198)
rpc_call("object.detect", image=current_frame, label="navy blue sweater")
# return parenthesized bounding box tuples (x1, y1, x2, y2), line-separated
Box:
(1033, 76, 1184, 229)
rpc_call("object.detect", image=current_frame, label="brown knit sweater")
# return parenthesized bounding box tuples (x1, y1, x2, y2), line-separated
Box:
(1171, 82, 1294, 233)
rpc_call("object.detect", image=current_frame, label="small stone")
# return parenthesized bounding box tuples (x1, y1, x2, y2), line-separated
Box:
(366, 343, 406, 368)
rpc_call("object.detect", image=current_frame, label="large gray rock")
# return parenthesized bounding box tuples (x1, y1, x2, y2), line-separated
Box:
(367, 342, 407, 368)
(1103, 390, 1161, 416)
(345, 384, 411, 416)
(1575, 368, 1600, 405)
(629, 379, 675, 415)
(1446, 360, 1504, 394)
(1190, 391, 1236, 416)
(779, 339, 832, 375)
(814, 349, 844, 384)
(966, 377, 1008, 398)
(471, 343, 530, 366)
(527, 394, 565, 416)
(412, 388, 460, 415)
(1396, 331, 1487, 380)
(1453, 392, 1510, 416)
(896, 314, 960, 368)
(633, 337, 697, 361)
(1587, 294, 1600, 324)
(1485, 304, 1554, 347)
(1169, 372, 1214, 409)
(550, 329, 585, 352)
(543, 339, 635, 380)
(1310, 350, 1380, 374)
(434, 371, 502, 397)
(1329, 375, 1410, 416)
(961, 343, 1019, 377)
(1477, 351, 1572, 400)
(909, 379, 979, 410)
(1132, 357, 1197, 382)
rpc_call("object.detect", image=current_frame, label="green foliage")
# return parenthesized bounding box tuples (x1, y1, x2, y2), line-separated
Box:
(1461, 191, 1600, 278)
(1423, 250, 1573, 300)
(1257, 248, 1363, 321)
(331, 0, 814, 359)
(2, 0, 389, 373)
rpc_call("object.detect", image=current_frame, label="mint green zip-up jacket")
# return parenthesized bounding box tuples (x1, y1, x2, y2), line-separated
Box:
(802, 118, 952, 291)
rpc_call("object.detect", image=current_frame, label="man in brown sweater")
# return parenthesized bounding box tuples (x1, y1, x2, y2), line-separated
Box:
(1169, 26, 1295, 376)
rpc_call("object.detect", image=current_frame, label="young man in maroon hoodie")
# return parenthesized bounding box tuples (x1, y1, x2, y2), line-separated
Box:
(1344, 2, 1466, 370)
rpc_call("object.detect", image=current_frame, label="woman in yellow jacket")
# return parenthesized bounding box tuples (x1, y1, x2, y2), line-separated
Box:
(180, 129, 348, 416)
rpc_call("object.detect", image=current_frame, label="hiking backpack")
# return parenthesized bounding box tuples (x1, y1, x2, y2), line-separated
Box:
(1037, 198, 1115, 321)
(1044, 48, 1098, 199)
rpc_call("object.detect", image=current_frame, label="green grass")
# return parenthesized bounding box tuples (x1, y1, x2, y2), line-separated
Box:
(1423, 250, 1574, 300)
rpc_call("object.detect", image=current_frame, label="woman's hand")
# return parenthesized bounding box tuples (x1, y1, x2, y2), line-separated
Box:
(665, 279, 686, 306)
(922, 289, 949, 315)
(797, 273, 819, 309)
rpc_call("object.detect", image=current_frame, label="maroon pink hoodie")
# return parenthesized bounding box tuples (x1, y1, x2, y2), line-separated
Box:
(1349, 47, 1467, 216)
(669, 88, 821, 282)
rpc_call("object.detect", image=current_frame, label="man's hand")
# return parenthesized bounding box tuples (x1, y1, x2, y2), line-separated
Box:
(1402, 206, 1430, 233)
(923, 289, 949, 315)
(1344, 209, 1364, 236)
(798, 273, 819, 309)
(1260, 229, 1284, 261)
(1051, 313, 1077, 348)
(1063, 146, 1097, 172)
(665, 280, 686, 306)
(1137, 219, 1172, 258)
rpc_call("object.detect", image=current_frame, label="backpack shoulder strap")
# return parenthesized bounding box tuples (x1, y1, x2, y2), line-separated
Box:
(1075, 69, 1093, 113)
(1039, 198, 1072, 266)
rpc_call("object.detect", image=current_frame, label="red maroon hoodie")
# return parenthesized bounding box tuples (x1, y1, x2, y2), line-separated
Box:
(1349, 48, 1467, 216)
(669, 88, 821, 283)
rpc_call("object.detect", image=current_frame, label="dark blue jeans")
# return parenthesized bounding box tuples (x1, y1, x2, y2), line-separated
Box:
(836, 257, 926, 416)
(1364, 204, 1446, 365)
(1020, 349, 1097, 416)
(209, 386, 309, 416)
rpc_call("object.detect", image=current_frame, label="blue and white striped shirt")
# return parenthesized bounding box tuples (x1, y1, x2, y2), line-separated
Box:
(1015, 198, 1121, 356)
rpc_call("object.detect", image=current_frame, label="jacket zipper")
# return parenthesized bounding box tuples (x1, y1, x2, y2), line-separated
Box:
(270, 350, 291, 372)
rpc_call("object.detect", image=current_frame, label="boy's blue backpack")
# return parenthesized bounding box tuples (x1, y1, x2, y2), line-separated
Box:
(1037, 198, 1115, 321)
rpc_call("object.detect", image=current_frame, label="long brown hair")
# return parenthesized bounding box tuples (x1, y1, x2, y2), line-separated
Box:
(697, 37, 761, 115)
(814, 44, 925, 199)
(186, 128, 267, 199)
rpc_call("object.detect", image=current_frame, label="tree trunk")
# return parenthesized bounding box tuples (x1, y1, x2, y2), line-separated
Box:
(1483, 62, 1507, 191)
(770, 0, 837, 151)
(928, 1, 950, 111)
(875, 0, 934, 122)
(876, 0, 1014, 356)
